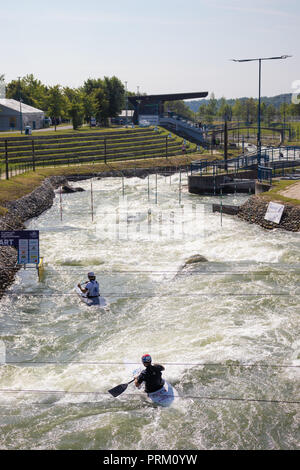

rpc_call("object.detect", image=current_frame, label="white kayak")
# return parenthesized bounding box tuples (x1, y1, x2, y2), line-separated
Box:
(132, 367, 177, 407)
(75, 286, 109, 310)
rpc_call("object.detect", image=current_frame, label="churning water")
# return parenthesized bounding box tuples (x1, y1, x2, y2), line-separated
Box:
(0, 172, 299, 450)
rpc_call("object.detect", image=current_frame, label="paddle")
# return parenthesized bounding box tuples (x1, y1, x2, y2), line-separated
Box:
(108, 378, 135, 397)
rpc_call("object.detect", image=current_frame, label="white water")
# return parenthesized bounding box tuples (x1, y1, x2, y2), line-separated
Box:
(0, 172, 299, 450)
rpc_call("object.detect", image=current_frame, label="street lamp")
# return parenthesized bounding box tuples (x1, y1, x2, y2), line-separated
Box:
(18, 76, 23, 134)
(231, 55, 292, 162)
(125, 81, 128, 126)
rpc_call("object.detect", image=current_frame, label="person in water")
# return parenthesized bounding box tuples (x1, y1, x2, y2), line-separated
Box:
(134, 354, 165, 394)
(77, 272, 100, 298)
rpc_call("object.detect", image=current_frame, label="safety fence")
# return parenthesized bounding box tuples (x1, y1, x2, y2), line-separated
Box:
(0, 131, 196, 180)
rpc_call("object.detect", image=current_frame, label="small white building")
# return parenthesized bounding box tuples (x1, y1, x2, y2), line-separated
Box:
(0, 99, 45, 131)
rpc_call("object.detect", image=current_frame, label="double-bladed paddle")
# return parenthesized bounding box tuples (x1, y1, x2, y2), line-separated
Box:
(108, 378, 135, 397)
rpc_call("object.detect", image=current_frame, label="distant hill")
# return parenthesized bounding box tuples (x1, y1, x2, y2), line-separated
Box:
(185, 93, 292, 112)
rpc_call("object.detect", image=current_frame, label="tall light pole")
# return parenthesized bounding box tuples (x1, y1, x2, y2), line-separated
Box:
(125, 81, 128, 126)
(18, 76, 23, 134)
(231, 55, 292, 162)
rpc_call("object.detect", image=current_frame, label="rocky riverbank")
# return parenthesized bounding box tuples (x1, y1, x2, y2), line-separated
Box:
(238, 195, 300, 231)
(0, 176, 67, 298)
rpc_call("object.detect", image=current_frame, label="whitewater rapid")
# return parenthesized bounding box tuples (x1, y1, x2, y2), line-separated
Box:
(0, 172, 299, 450)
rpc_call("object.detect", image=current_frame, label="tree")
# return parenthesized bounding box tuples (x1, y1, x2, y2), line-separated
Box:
(46, 85, 66, 131)
(164, 100, 194, 119)
(6, 74, 48, 109)
(0, 74, 5, 99)
(241, 98, 256, 124)
(204, 93, 218, 124)
(82, 76, 125, 126)
(265, 104, 276, 126)
(103, 76, 125, 119)
(232, 99, 243, 122)
(82, 92, 99, 126)
(64, 87, 85, 130)
(218, 97, 232, 122)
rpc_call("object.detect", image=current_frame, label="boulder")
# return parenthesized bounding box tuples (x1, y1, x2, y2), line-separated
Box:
(183, 254, 208, 266)
(60, 184, 85, 194)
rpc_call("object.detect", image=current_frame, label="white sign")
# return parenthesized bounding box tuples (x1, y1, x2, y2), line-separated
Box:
(264, 202, 284, 224)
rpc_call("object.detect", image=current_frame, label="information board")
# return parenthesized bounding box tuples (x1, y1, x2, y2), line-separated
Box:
(0, 230, 39, 264)
(264, 202, 284, 224)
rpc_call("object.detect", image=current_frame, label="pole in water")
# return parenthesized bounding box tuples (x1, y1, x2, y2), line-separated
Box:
(155, 172, 158, 204)
(179, 169, 182, 205)
(147, 174, 150, 201)
(220, 187, 223, 227)
(122, 176, 125, 199)
(148, 208, 151, 235)
(90, 179, 94, 222)
(59, 186, 63, 221)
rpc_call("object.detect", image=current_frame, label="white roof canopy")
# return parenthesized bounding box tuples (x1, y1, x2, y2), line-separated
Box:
(0, 98, 44, 114)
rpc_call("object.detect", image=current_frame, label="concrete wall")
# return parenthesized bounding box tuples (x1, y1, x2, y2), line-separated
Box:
(188, 170, 258, 195)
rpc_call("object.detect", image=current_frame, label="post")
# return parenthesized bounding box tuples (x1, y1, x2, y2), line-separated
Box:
(224, 120, 228, 171)
(90, 179, 94, 222)
(18, 77, 23, 134)
(220, 187, 223, 226)
(125, 81, 128, 126)
(257, 59, 262, 163)
(32, 139, 36, 172)
(166, 136, 168, 159)
(155, 172, 158, 204)
(104, 138, 107, 164)
(59, 186, 63, 221)
(5, 140, 9, 180)
(179, 168, 182, 204)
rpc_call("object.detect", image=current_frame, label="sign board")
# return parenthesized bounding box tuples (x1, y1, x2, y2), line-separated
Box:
(264, 202, 284, 224)
(0, 230, 39, 264)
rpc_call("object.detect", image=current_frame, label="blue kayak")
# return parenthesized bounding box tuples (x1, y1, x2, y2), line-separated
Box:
(75, 286, 109, 309)
(132, 367, 176, 407)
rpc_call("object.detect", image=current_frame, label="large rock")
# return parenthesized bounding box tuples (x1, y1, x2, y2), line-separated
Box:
(59, 184, 85, 194)
(176, 254, 208, 278)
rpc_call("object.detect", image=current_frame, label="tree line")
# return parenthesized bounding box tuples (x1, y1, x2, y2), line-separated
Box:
(1, 74, 128, 130)
(166, 93, 300, 126)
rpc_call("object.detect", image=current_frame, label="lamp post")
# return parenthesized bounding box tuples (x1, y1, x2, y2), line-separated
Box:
(231, 55, 292, 163)
(125, 81, 128, 126)
(18, 76, 23, 134)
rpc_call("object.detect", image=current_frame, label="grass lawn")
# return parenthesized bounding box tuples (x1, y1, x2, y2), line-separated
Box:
(260, 179, 300, 205)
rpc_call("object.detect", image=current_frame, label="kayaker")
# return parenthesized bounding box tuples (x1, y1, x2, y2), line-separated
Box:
(77, 272, 100, 298)
(134, 354, 165, 393)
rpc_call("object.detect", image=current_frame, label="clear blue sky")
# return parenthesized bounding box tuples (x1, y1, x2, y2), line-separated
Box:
(1, 0, 299, 99)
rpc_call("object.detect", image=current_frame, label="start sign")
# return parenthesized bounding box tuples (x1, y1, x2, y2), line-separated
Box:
(0, 230, 39, 265)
